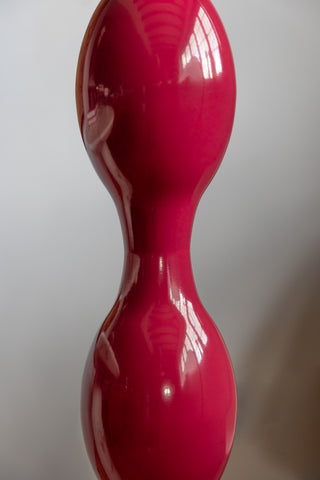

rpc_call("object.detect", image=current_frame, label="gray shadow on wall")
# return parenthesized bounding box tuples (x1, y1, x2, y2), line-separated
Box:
(224, 251, 320, 480)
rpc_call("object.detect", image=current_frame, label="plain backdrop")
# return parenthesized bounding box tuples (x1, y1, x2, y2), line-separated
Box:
(1, 1, 319, 479)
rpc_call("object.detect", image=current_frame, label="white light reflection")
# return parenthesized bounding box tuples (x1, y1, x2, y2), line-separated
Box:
(171, 291, 208, 376)
(181, 6, 222, 79)
(162, 383, 174, 402)
(92, 385, 122, 480)
(84, 99, 134, 249)
(199, 7, 222, 75)
(159, 256, 164, 273)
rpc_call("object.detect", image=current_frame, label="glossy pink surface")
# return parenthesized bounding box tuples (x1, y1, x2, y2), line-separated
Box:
(76, 0, 237, 478)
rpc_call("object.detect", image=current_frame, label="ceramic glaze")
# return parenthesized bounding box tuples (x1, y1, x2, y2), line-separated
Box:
(76, 0, 237, 478)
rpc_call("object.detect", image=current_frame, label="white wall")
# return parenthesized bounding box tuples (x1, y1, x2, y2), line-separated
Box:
(1, 1, 319, 478)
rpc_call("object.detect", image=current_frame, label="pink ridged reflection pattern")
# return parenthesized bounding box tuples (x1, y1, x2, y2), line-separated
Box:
(76, 0, 237, 479)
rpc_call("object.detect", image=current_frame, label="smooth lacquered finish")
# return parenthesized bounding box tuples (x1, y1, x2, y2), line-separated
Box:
(76, 1, 237, 479)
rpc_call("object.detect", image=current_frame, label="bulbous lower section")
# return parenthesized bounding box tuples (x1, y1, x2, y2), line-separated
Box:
(83, 304, 236, 480)
(82, 254, 237, 480)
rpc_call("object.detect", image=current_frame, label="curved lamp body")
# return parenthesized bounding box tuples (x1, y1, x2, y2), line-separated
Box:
(76, 1, 237, 479)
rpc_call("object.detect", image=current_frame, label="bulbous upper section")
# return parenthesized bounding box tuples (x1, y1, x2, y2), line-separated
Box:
(76, 0, 236, 204)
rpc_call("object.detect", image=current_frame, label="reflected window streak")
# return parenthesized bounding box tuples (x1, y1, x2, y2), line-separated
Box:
(193, 17, 211, 80)
(159, 256, 164, 272)
(189, 33, 200, 62)
(198, 6, 212, 34)
(91, 386, 122, 480)
(186, 44, 192, 64)
(87, 107, 98, 127)
(181, 7, 222, 79)
(198, 7, 222, 75)
(158, 255, 165, 283)
(205, 51, 213, 79)
(172, 291, 208, 373)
